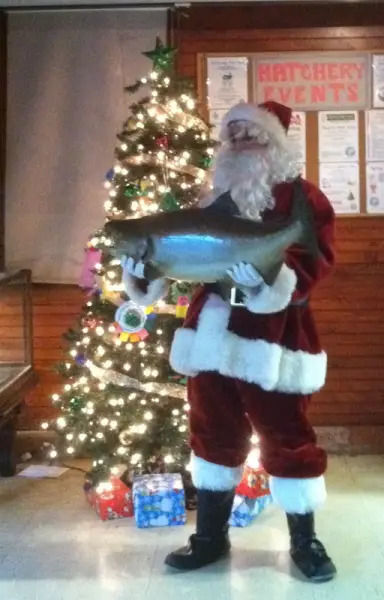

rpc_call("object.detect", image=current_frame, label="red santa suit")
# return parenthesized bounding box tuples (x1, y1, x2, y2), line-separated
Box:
(169, 176, 335, 514)
(124, 101, 335, 516)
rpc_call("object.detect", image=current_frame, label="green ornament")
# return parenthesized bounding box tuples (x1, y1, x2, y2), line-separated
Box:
(200, 155, 212, 169)
(124, 184, 140, 198)
(70, 397, 84, 411)
(124, 313, 142, 328)
(143, 37, 177, 71)
(161, 192, 179, 212)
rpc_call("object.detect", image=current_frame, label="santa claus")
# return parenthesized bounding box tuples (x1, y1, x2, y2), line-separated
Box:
(123, 100, 336, 582)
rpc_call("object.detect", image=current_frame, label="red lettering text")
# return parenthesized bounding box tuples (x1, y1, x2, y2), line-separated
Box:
(311, 85, 327, 103)
(347, 83, 358, 102)
(258, 64, 271, 82)
(329, 82, 345, 103)
(294, 86, 306, 104)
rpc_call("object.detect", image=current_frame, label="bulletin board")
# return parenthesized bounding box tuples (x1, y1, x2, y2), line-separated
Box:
(197, 51, 384, 217)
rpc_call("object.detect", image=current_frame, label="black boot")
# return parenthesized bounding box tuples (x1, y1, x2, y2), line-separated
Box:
(165, 489, 235, 570)
(287, 512, 336, 582)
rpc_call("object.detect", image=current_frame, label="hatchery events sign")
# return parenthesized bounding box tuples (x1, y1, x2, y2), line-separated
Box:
(254, 54, 370, 110)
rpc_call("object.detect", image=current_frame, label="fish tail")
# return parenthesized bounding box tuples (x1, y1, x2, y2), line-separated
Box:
(291, 179, 319, 258)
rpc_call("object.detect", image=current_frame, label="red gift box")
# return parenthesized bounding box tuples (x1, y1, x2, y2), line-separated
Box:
(236, 466, 270, 499)
(85, 476, 134, 521)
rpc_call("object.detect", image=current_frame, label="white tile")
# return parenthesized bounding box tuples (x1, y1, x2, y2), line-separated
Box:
(0, 457, 384, 600)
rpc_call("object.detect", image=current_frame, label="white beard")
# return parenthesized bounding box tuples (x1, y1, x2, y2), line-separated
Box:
(210, 143, 299, 220)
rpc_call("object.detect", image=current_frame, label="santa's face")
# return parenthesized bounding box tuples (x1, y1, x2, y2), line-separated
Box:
(227, 120, 270, 153)
(211, 119, 298, 220)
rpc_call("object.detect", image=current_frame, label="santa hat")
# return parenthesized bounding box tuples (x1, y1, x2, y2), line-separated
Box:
(219, 100, 292, 147)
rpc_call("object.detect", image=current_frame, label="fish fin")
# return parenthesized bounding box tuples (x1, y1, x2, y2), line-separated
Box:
(143, 261, 164, 281)
(291, 179, 319, 259)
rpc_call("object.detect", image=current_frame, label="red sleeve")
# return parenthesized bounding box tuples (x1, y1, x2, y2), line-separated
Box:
(286, 180, 335, 300)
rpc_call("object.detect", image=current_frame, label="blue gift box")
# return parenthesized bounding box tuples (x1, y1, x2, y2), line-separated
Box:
(133, 473, 186, 528)
(229, 494, 272, 527)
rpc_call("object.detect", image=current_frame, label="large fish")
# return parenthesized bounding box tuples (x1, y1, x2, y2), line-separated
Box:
(104, 185, 319, 286)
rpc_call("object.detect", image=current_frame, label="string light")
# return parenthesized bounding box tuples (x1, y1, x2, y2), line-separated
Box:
(46, 58, 213, 482)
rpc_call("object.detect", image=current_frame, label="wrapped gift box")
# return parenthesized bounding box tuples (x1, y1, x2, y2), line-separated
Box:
(236, 465, 270, 499)
(229, 494, 272, 528)
(84, 476, 134, 521)
(133, 473, 186, 528)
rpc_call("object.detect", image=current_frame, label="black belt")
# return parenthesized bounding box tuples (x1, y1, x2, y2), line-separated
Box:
(205, 283, 308, 308)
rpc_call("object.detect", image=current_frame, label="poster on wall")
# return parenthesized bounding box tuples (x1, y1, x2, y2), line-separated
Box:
(366, 110, 384, 161)
(208, 108, 228, 141)
(207, 57, 248, 109)
(254, 54, 369, 110)
(287, 111, 306, 164)
(318, 111, 359, 163)
(372, 55, 384, 108)
(366, 163, 384, 214)
(319, 163, 360, 214)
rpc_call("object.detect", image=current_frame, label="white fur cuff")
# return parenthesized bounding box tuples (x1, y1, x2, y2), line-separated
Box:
(269, 475, 327, 514)
(245, 263, 297, 314)
(191, 453, 244, 491)
(123, 273, 169, 307)
(170, 328, 198, 377)
(169, 294, 327, 394)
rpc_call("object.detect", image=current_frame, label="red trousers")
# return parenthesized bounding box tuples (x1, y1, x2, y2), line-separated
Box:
(188, 371, 327, 479)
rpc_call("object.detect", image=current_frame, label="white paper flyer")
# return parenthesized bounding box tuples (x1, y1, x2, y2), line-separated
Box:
(319, 162, 360, 214)
(318, 111, 359, 163)
(366, 162, 384, 214)
(207, 57, 249, 109)
(372, 55, 384, 108)
(366, 110, 384, 162)
(287, 111, 306, 164)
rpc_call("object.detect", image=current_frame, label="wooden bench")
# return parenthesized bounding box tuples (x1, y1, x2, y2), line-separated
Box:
(0, 270, 37, 476)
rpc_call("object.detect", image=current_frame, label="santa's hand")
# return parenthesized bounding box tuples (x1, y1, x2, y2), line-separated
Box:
(227, 262, 264, 288)
(122, 256, 145, 279)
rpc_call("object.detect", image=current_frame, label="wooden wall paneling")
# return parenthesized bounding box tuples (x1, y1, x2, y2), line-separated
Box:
(18, 284, 84, 430)
(306, 112, 319, 187)
(359, 111, 367, 214)
(175, 4, 384, 32)
(0, 11, 6, 271)
(175, 4, 384, 446)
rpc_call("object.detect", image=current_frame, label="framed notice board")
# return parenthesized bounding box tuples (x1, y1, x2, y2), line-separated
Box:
(198, 51, 384, 217)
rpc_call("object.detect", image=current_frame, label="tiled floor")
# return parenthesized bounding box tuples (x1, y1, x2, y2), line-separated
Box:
(0, 456, 383, 600)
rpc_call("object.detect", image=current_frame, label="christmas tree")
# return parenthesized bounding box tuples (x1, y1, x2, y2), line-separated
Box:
(42, 39, 214, 489)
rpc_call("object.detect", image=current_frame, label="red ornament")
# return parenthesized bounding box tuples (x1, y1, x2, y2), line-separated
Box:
(83, 316, 99, 329)
(156, 135, 168, 149)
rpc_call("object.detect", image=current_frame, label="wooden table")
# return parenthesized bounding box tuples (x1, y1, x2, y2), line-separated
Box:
(0, 271, 37, 476)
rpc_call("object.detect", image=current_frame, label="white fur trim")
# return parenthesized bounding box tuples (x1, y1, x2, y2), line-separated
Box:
(220, 103, 287, 148)
(122, 273, 169, 307)
(191, 452, 243, 491)
(245, 264, 297, 314)
(169, 294, 327, 394)
(269, 475, 327, 514)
